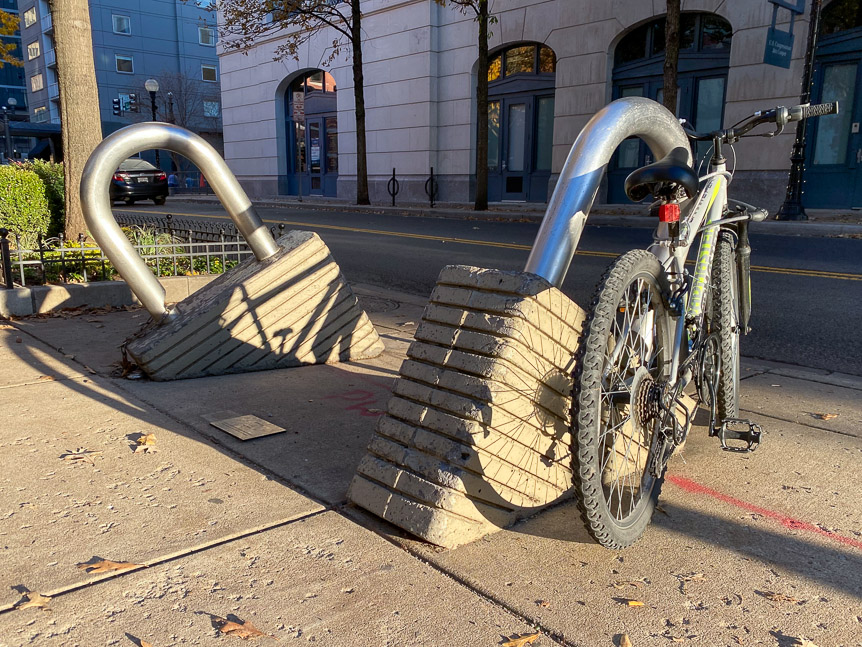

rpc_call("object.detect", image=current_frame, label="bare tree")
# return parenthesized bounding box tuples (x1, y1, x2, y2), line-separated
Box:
(435, 0, 493, 211)
(0, 9, 22, 67)
(208, 0, 370, 204)
(49, 0, 103, 239)
(663, 0, 681, 115)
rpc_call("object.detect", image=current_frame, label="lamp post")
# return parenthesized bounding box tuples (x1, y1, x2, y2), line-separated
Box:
(144, 78, 161, 168)
(167, 91, 175, 124)
(776, 0, 823, 221)
(2, 97, 17, 162)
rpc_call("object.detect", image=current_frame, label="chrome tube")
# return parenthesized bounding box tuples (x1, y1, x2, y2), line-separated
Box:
(524, 97, 692, 286)
(80, 122, 279, 323)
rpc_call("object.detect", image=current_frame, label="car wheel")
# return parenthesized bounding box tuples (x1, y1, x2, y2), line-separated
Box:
(124, 198, 135, 205)
(153, 196, 166, 206)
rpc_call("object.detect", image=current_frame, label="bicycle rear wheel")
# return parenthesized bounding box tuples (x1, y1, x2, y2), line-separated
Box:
(708, 230, 741, 419)
(572, 250, 673, 549)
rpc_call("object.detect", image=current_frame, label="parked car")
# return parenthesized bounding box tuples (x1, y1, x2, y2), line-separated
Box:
(110, 158, 169, 205)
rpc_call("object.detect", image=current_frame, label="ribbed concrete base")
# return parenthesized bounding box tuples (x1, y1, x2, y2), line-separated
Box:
(124, 231, 384, 381)
(348, 265, 586, 548)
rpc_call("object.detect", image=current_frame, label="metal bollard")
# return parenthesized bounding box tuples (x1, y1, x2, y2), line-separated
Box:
(425, 167, 438, 208)
(0, 228, 13, 289)
(387, 168, 400, 207)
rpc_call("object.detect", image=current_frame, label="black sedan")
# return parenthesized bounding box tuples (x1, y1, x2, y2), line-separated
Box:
(110, 158, 169, 205)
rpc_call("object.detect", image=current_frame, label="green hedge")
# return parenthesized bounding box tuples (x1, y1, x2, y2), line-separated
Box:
(0, 165, 51, 248)
(22, 160, 65, 237)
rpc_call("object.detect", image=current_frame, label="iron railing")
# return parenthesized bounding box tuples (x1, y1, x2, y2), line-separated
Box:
(0, 214, 287, 289)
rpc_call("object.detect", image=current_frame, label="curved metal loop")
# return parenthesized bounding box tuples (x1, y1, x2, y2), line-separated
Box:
(80, 122, 279, 323)
(524, 97, 692, 286)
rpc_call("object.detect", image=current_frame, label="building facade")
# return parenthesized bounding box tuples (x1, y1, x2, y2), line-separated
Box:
(219, 0, 860, 210)
(1, 0, 31, 160)
(18, 0, 222, 167)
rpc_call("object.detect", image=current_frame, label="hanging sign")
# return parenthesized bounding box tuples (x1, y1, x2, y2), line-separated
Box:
(763, 0, 803, 68)
(292, 92, 305, 120)
(768, 0, 805, 13)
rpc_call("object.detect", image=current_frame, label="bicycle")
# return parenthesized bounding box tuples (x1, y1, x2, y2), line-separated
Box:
(570, 100, 839, 549)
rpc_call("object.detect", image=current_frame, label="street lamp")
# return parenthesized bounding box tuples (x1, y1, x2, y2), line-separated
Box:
(2, 97, 17, 162)
(144, 78, 161, 168)
(167, 91, 175, 124)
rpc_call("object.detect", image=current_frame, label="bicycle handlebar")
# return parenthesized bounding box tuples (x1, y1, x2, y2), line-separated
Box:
(684, 102, 839, 142)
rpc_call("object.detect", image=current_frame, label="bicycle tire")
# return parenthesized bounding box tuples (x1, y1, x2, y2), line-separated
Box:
(572, 249, 673, 549)
(708, 230, 741, 419)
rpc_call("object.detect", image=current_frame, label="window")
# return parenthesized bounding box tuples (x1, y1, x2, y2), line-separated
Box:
(115, 55, 134, 74)
(27, 40, 40, 60)
(199, 26, 215, 46)
(112, 15, 131, 35)
(203, 100, 220, 117)
(488, 44, 556, 82)
(30, 73, 43, 92)
(201, 64, 217, 82)
(33, 105, 47, 123)
(23, 7, 37, 28)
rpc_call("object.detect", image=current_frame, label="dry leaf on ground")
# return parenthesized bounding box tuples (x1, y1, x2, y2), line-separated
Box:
(620, 634, 633, 647)
(15, 592, 51, 610)
(501, 633, 541, 647)
(625, 600, 645, 607)
(536, 599, 551, 608)
(134, 434, 158, 454)
(60, 448, 103, 465)
(140, 641, 154, 647)
(812, 413, 838, 421)
(212, 614, 272, 639)
(760, 590, 802, 603)
(76, 558, 144, 574)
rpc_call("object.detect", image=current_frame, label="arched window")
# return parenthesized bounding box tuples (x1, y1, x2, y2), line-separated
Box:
(607, 13, 732, 202)
(820, 0, 862, 36)
(485, 43, 556, 202)
(284, 70, 337, 196)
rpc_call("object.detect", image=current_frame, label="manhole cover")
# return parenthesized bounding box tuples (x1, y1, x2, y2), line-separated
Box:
(357, 295, 399, 313)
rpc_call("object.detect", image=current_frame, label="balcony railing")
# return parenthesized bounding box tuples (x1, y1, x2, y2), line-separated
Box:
(44, 48, 56, 67)
(48, 82, 59, 100)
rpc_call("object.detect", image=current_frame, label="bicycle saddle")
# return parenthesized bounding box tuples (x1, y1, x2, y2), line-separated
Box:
(624, 147, 699, 202)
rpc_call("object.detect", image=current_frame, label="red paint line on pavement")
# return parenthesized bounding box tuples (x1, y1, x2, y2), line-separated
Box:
(666, 475, 862, 551)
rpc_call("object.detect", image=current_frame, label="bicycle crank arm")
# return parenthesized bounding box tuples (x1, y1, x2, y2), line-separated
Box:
(718, 418, 763, 452)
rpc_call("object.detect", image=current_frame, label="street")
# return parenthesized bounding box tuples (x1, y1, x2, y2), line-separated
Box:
(116, 201, 862, 376)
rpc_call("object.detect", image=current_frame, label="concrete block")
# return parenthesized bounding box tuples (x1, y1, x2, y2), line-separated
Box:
(349, 265, 586, 548)
(0, 287, 33, 317)
(124, 231, 384, 381)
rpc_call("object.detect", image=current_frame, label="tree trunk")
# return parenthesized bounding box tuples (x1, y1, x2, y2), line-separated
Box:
(663, 0, 681, 115)
(51, 0, 103, 239)
(351, 0, 370, 205)
(474, 0, 489, 211)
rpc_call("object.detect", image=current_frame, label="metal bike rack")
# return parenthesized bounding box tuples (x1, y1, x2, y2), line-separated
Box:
(349, 98, 693, 548)
(81, 122, 383, 380)
(81, 122, 279, 323)
(525, 97, 691, 287)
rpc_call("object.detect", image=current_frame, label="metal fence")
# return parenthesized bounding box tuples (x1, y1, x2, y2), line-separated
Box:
(0, 214, 287, 289)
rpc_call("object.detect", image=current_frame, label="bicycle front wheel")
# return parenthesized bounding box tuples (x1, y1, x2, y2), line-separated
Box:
(708, 230, 741, 419)
(572, 250, 674, 549)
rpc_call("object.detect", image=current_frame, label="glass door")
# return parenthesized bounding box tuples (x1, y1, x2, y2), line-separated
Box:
(306, 118, 323, 195)
(501, 98, 531, 200)
(805, 61, 861, 208)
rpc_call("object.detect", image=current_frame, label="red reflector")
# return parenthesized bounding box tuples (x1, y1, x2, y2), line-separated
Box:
(156, 172, 167, 181)
(658, 203, 680, 222)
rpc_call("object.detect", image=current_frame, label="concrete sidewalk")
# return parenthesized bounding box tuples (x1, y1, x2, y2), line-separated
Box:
(1, 284, 860, 646)
(173, 194, 862, 238)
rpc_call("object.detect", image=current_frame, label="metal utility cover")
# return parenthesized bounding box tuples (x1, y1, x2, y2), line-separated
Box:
(204, 410, 286, 441)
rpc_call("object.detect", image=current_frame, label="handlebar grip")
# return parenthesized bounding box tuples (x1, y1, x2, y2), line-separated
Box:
(801, 102, 839, 119)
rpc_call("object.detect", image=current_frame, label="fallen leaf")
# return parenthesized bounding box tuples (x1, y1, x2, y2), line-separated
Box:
(212, 615, 270, 639)
(15, 592, 51, 610)
(812, 413, 838, 421)
(626, 600, 645, 607)
(760, 590, 801, 603)
(83, 365, 97, 375)
(620, 634, 633, 647)
(134, 434, 158, 454)
(37, 375, 56, 382)
(398, 321, 415, 326)
(502, 633, 541, 647)
(76, 558, 144, 574)
(60, 448, 103, 465)
(536, 599, 551, 608)
(141, 642, 153, 647)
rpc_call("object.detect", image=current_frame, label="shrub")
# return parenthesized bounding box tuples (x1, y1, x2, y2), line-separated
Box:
(21, 160, 65, 237)
(0, 165, 51, 248)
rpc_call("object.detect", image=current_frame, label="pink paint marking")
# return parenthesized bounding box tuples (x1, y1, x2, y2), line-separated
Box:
(666, 474, 862, 551)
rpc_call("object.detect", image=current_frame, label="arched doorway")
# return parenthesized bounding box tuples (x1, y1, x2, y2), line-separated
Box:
(804, 0, 862, 208)
(283, 70, 338, 197)
(607, 13, 732, 202)
(485, 43, 556, 202)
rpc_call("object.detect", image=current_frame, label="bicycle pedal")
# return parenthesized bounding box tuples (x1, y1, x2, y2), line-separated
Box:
(718, 418, 763, 452)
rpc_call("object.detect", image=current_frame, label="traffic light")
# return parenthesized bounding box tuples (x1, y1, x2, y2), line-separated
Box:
(112, 98, 122, 116)
(129, 93, 138, 112)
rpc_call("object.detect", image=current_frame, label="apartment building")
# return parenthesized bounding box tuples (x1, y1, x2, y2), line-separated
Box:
(219, 0, 862, 210)
(18, 0, 222, 167)
(1, 0, 31, 160)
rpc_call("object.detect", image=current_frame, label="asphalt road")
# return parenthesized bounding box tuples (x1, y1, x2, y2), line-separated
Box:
(114, 201, 862, 376)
